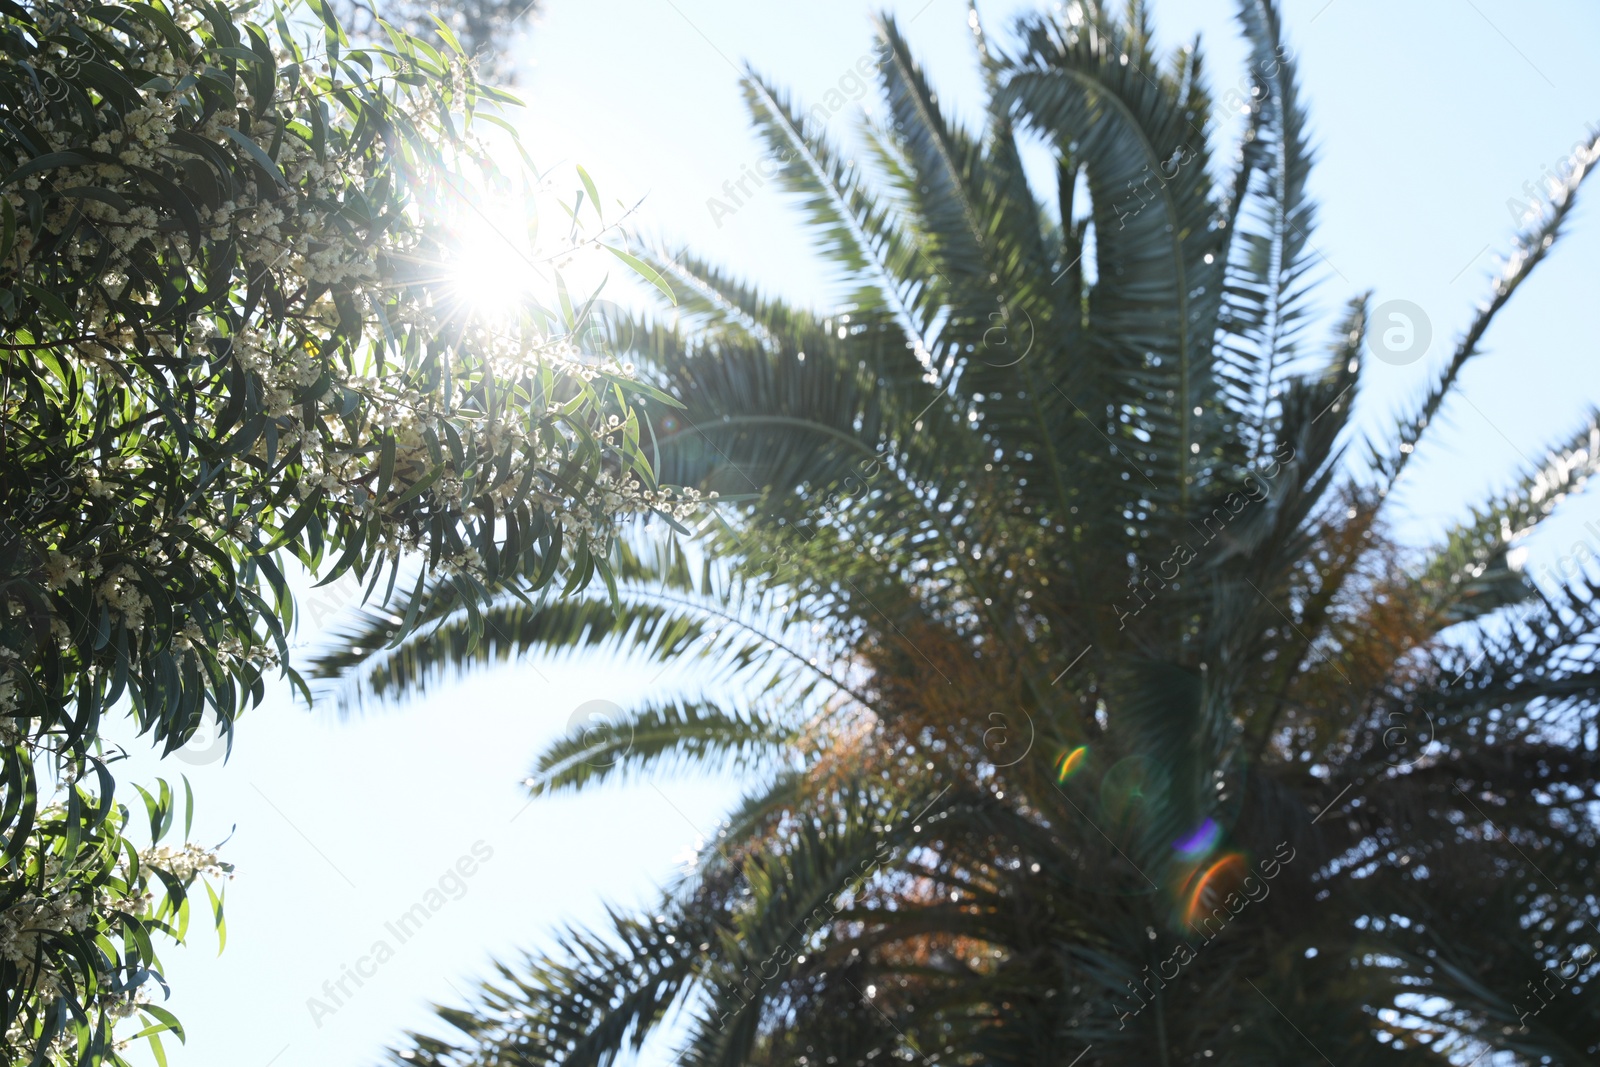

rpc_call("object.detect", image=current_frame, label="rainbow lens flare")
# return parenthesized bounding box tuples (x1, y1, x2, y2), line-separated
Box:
(1173, 818, 1221, 861)
(1182, 853, 1248, 927)
(1054, 745, 1089, 783)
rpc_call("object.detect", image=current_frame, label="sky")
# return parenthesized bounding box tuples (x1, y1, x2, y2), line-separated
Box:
(114, 1, 1600, 1065)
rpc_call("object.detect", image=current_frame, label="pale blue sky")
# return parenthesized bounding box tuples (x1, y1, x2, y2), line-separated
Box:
(117, 1, 1600, 1064)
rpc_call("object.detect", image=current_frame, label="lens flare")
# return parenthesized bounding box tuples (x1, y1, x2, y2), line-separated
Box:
(1182, 852, 1248, 926)
(1055, 745, 1088, 783)
(1173, 818, 1221, 861)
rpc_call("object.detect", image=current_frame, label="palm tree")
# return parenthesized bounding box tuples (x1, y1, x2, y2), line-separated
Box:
(312, 1, 1600, 1063)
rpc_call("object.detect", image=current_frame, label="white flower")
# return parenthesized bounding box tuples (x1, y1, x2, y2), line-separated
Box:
(42, 550, 84, 591)
(139, 843, 230, 882)
(97, 565, 151, 629)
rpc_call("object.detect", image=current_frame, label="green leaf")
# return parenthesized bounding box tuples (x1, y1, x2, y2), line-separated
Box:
(603, 244, 676, 304)
(0, 151, 95, 188)
(204, 879, 227, 954)
(577, 164, 603, 225)
(375, 434, 397, 500)
(57, 186, 131, 213)
(134, 1004, 186, 1043)
(220, 126, 290, 189)
(428, 15, 467, 56)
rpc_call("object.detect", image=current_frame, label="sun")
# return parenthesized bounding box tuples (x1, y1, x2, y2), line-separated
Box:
(447, 213, 540, 316)
(430, 163, 623, 338)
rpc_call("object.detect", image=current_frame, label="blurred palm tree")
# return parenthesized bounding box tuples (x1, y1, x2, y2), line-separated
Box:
(312, 1, 1600, 1063)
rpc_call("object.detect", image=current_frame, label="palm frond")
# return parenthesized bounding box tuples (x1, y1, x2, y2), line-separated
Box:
(527, 697, 800, 796)
(1002, 6, 1226, 518)
(1220, 0, 1319, 456)
(1416, 412, 1600, 624)
(741, 69, 940, 361)
(391, 897, 712, 1067)
(305, 538, 838, 713)
(1377, 128, 1600, 491)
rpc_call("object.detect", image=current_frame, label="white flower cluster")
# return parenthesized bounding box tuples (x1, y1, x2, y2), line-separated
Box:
(41, 550, 87, 592)
(0, 648, 42, 750)
(4, 0, 708, 629)
(0, 819, 227, 1052)
(139, 843, 230, 883)
(97, 564, 150, 631)
(11, 98, 178, 276)
(0, 646, 20, 722)
(4, 12, 381, 321)
(0, 889, 97, 963)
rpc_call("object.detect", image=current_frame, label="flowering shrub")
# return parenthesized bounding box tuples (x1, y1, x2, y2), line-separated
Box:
(0, 0, 679, 1059)
(0, 779, 227, 1063)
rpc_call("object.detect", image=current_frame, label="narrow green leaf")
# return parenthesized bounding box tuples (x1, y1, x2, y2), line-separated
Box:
(603, 244, 676, 304)
(220, 127, 290, 189)
(576, 164, 602, 225)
